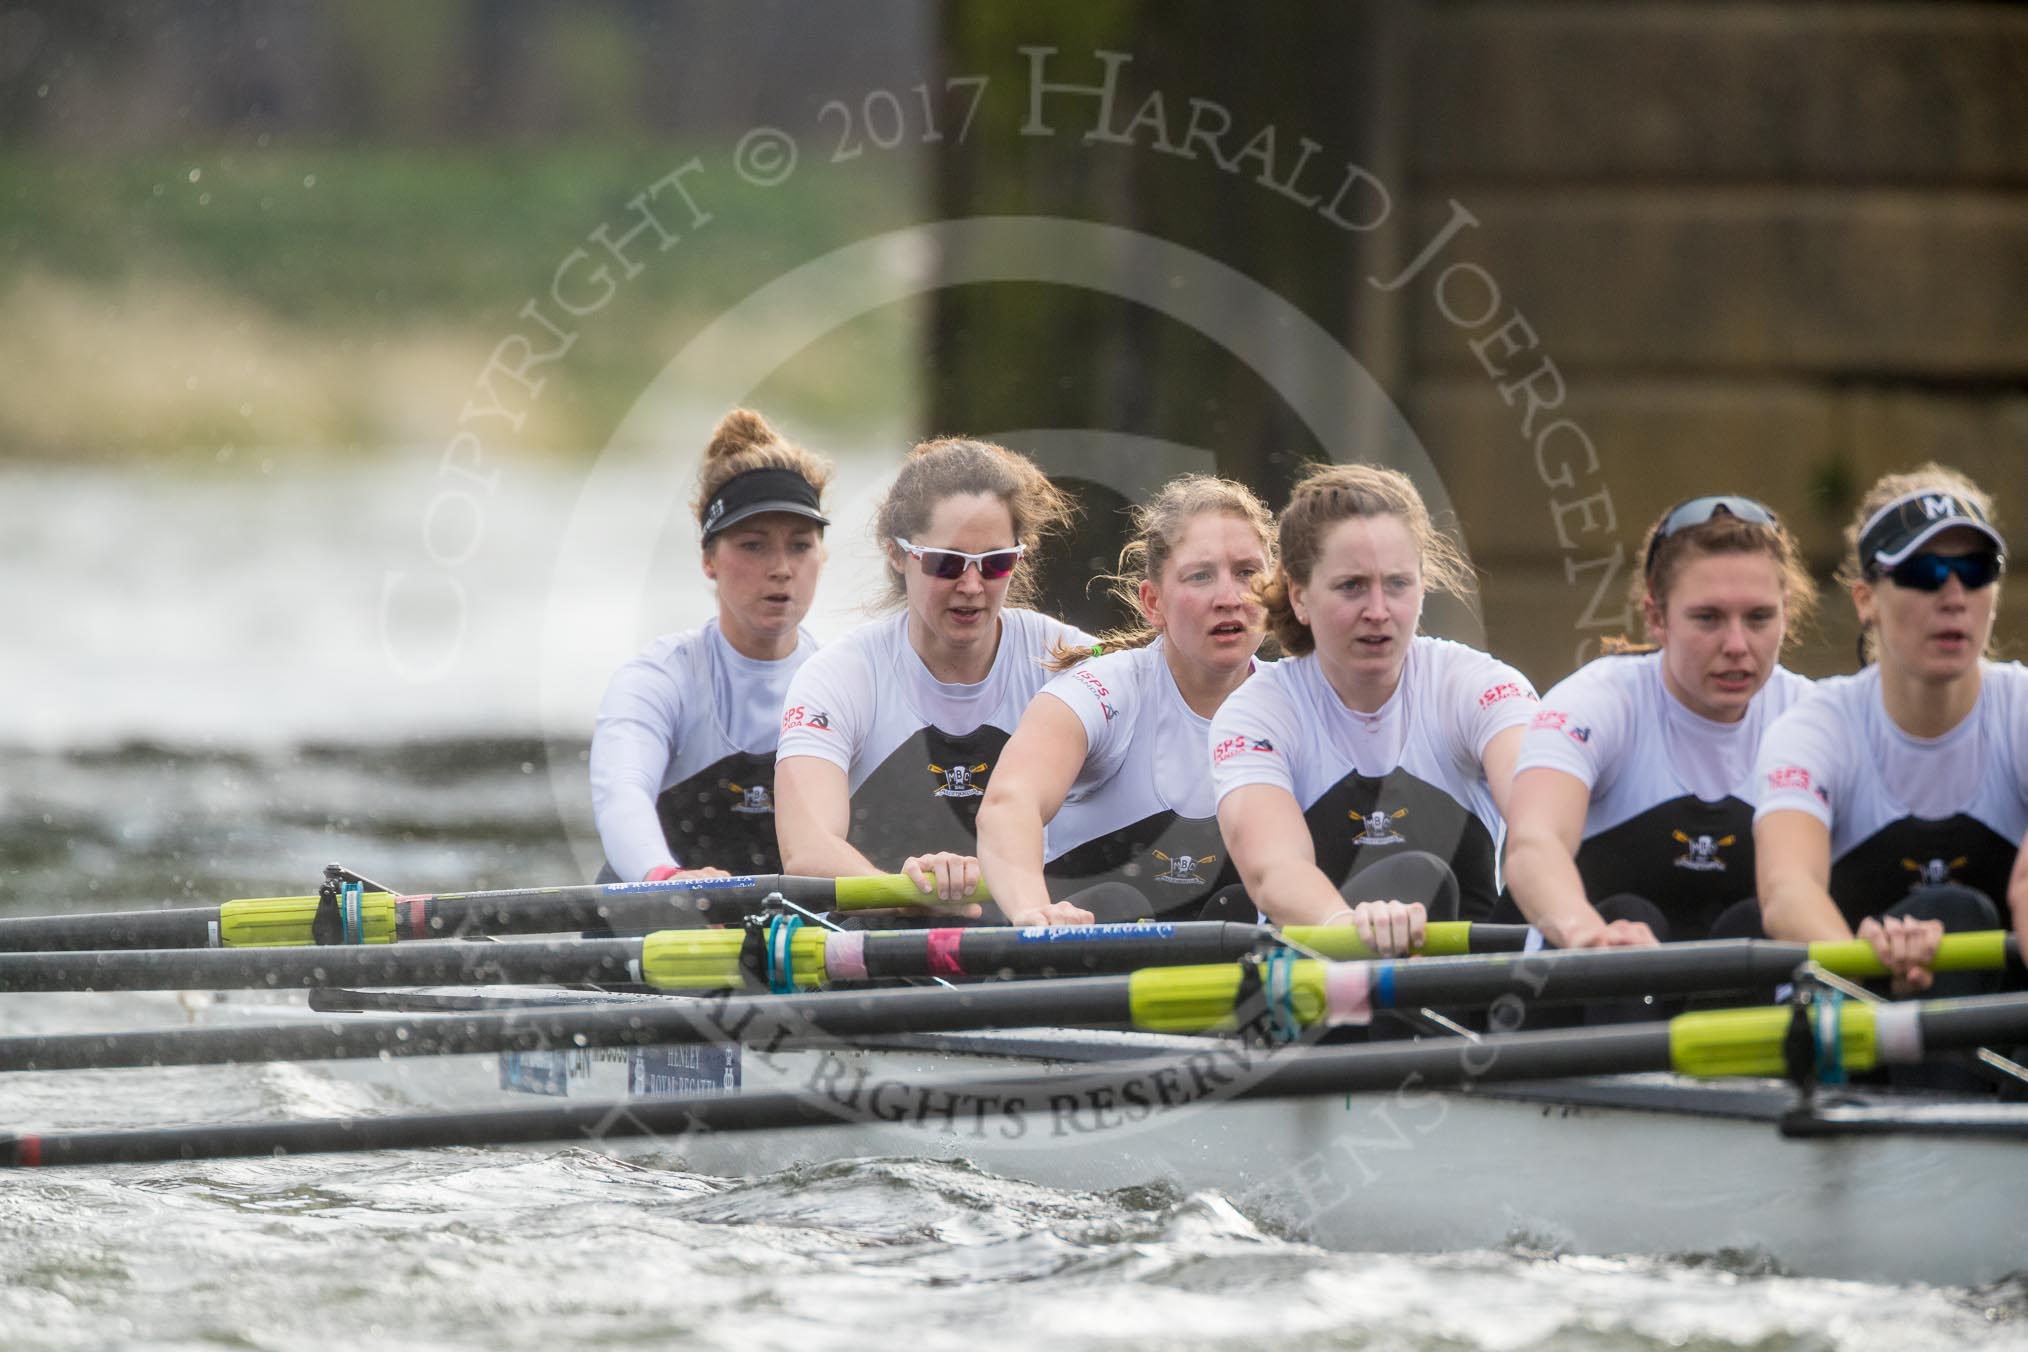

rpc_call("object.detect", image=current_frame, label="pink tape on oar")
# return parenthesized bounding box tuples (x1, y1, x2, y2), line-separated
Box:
(824, 931, 868, 983)
(1324, 963, 1374, 1026)
(926, 928, 965, 977)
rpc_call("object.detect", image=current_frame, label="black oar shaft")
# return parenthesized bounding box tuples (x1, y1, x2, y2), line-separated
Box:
(0, 940, 643, 994)
(0, 1024, 1675, 1167)
(0, 979, 1139, 1072)
(855, 922, 1262, 978)
(1380, 940, 1807, 1008)
(0, 908, 219, 953)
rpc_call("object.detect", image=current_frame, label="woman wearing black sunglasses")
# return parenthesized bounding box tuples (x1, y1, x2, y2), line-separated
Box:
(1753, 464, 2026, 992)
(1502, 495, 1818, 948)
(588, 409, 832, 882)
(774, 436, 1092, 908)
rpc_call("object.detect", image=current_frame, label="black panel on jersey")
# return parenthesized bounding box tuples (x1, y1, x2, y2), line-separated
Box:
(1045, 808, 1239, 922)
(654, 750, 784, 874)
(846, 724, 1013, 870)
(1303, 769, 1500, 921)
(1828, 814, 2019, 928)
(1573, 795, 1756, 942)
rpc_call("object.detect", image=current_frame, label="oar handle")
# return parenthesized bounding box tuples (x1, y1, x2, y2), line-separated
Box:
(1807, 930, 2011, 978)
(832, 874, 992, 911)
(1279, 921, 1525, 960)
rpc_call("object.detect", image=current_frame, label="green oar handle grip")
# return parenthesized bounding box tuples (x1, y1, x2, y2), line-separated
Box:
(833, 874, 992, 911)
(1807, 930, 2009, 977)
(1277, 921, 1476, 961)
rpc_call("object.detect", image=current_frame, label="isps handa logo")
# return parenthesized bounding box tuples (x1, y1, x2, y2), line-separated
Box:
(928, 761, 990, 799)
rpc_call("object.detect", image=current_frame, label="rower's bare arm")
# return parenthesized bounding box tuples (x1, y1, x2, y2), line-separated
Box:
(1753, 810, 1847, 941)
(773, 755, 882, 879)
(1479, 725, 1527, 818)
(1503, 767, 1650, 948)
(1218, 783, 1347, 926)
(975, 695, 1093, 927)
(2009, 823, 2028, 951)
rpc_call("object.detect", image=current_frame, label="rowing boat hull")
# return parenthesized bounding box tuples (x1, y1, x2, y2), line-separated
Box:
(181, 989, 2028, 1287)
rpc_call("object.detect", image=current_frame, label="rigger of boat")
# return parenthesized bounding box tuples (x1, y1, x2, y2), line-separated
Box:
(3, 429, 2026, 1291)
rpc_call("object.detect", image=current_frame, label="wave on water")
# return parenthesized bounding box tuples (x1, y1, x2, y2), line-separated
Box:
(1, 1142, 2022, 1352)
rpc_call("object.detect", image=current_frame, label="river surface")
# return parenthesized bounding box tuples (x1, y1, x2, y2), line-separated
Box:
(1, 457, 2024, 1350)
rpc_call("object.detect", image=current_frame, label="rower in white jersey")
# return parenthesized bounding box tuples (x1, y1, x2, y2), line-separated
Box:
(1502, 496, 1818, 948)
(976, 476, 1275, 926)
(1210, 463, 1538, 954)
(588, 409, 831, 882)
(1755, 464, 2028, 994)
(775, 436, 1094, 910)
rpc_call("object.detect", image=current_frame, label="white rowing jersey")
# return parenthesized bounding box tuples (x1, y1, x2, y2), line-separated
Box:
(777, 607, 1094, 868)
(1515, 652, 1814, 938)
(1207, 637, 1537, 919)
(590, 619, 817, 880)
(1038, 639, 1250, 918)
(1753, 660, 2028, 925)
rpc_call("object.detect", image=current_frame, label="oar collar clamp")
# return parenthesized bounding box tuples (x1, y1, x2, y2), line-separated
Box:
(738, 909, 805, 994)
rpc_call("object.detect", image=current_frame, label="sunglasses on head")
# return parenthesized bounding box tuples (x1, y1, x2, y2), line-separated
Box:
(1879, 550, 2004, 593)
(894, 537, 1026, 581)
(1643, 496, 1779, 575)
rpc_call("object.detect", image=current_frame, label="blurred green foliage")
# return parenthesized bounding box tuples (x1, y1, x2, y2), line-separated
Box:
(0, 141, 923, 457)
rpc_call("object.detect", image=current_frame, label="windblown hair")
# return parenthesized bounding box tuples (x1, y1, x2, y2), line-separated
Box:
(1258, 463, 1475, 658)
(691, 408, 835, 544)
(1836, 463, 2000, 665)
(872, 436, 1076, 609)
(1600, 506, 1819, 656)
(1044, 475, 1275, 672)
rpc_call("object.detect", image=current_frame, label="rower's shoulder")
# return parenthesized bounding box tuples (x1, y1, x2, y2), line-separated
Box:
(785, 613, 896, 684)
(1002, 606, 1097, 655)
(1539, 649, 1655, 706)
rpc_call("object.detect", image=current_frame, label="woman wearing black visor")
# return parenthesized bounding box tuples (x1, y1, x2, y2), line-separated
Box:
(1752, 464, 2026, 993)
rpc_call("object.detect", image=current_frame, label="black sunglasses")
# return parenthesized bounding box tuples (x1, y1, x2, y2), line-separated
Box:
(1643, 496, 1779, 574)
(1882, 551, 2004, 593)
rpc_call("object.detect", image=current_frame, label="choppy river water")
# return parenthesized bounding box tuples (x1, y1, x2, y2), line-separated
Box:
(1, 457, 2023, 1350)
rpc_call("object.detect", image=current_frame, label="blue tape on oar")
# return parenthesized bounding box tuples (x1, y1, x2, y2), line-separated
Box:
(340, 881, 363, 946)
(1814, 990, 1847, 1086)
(1265, 948, 1301, 1044)
(768, 914, 802, 995)
(1374, 962, 1397, 1010)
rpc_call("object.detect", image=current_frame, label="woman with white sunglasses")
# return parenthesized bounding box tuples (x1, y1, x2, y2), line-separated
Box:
(774, 436, 1092, 909)
(1753, 464, 2027, 994)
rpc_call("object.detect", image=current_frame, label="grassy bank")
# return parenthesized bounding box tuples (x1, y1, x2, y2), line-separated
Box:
(0, 143, 924, 459)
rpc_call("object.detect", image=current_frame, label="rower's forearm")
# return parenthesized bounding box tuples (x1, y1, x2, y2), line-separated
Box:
(1249, 860, 1352, 927)
(1503, 837, 1600, 945)
(1758, 877, 1852, 942)
(974, 801, 1051, 921)
(778, 829, 882, 882)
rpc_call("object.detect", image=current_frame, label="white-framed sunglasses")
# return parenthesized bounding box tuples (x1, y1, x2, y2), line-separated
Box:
(894, 537, 1026, 580)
